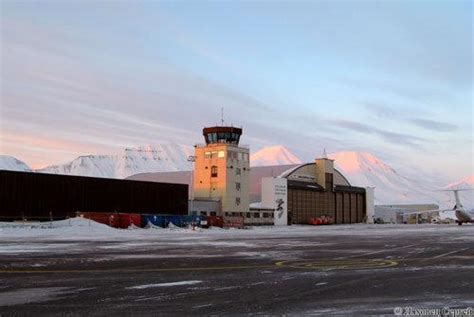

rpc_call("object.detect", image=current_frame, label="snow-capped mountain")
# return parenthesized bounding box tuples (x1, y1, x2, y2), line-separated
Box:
(250, 145, 302, 167)
(443, 174, 474, 210)
(328, 151, 444, 206)
(445, 174, 474, 190)
(37, 144, 303, 178)
(37, 144, 193, 179)
(0, 155, 31, 172)
(3, 145, 472, 208)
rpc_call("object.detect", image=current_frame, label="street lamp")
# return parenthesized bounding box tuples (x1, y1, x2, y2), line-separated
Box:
(187, 155, 196, 216)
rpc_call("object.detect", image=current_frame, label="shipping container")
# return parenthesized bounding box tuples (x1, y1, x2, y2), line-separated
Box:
(223, 216, 244, 229)
(141, 214, 165, 228)
(163, 215, 185, 227)
(76, 211, 115, 226)
(204, 216, 224, 228)
(116, 213, 141, 229)
(183, 215, 203, 227)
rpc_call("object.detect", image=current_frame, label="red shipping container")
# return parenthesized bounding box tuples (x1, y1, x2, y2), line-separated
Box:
(206, 216, 224, 228)
(116, 213, 141, 229)
(223, 216, 244, 229)
(76, 211, 115, 227)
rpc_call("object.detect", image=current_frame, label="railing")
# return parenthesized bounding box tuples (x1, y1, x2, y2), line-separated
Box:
(194, 143, 250, 149)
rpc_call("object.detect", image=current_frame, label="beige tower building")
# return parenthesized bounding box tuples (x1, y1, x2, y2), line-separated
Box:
(193, 126, 250, 216)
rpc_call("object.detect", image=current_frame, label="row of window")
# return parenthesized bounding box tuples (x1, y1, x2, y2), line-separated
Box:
(223, 212, 274, 218)
(199, 211, 217, 216)
(209, 166, 243, 178)
(204, 151, 225, 159)
(203, 151, 249, 161)
(206, 132, 240, 144)
(196, 211, 275, 219)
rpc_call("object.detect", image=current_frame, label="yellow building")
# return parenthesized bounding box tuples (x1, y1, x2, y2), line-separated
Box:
(193, 126, 250, 216)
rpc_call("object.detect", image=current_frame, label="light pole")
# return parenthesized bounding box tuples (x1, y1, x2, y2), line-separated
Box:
(187, 155, 196, 216)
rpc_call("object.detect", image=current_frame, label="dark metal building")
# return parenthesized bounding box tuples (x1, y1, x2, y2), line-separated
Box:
(281, 158, 366, 224)
(0, 170, 188, 221)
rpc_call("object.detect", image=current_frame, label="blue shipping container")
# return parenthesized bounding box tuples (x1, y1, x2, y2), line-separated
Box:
(183, 215, 203, 227)
(163, 215, 184, 227)
(141, 214, 165, 228)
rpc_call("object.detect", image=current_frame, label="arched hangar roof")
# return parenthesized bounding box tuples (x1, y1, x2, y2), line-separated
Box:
(278, 162, 351, 187)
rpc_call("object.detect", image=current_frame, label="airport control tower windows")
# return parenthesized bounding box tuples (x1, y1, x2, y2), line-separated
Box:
(203, 127, 242, 145)
(208, 133, 217, 143)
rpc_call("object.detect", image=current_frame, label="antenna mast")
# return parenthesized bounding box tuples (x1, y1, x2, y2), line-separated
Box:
(221, 107, 224, 126)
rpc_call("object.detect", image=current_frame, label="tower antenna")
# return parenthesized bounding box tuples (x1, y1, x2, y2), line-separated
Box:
(322, 148, 328, 159)
(221, 107, 224, 126)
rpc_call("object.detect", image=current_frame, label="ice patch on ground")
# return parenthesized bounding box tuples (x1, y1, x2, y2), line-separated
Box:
(0, 287, 80, 306)
(128, 281, 202, 289)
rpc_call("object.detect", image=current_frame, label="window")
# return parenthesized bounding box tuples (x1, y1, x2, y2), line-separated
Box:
(200, 211, 207, 216)
(263, 213, 269, 218)
(236, 197, 241, 206)
(236, 182, 241, 191)
(218, 151, 225, 158)
(207, 133, 217, 143)
(236, 168, 241, 176)
(211, 151, 218, 158)
(246, 213, 251, 218)
(237, 153, 243, 161)
(325, 173, 334, 190)
(211, 166, 218, 177)
(204, 152, 211, 158)
(243, 153, 249, 161)
(254, 212, 260, 218)
(210, 212, 217, 216)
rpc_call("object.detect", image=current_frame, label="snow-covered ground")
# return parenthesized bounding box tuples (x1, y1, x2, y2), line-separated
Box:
(1, 217, 473, 315)
(1, 217, 472, 246)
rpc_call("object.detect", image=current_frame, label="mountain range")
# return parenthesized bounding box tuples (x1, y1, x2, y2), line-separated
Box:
(1, 145, 472, 208)
(36, 144, 193, 179)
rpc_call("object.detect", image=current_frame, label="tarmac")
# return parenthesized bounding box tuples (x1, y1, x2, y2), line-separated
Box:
(0, 224, 473, 316)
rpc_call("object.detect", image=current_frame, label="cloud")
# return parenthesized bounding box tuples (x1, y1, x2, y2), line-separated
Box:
(331, 119, 426, 148)
(410, 119, 458, 132)
(363, 102, 398, 118)
(0, 18, 288, 167)
(363, 101, 459, 133)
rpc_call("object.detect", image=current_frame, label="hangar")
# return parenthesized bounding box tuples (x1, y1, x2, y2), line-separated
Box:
(260, 157, 372, 225)
(0, 170, 188, 221)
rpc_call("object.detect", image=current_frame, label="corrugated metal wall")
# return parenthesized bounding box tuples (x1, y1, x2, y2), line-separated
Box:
(287, 182, 366, 225)
(0, 170, 188, 220)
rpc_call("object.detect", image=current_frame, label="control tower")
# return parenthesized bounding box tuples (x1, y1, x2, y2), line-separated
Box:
(193, 126, 250, 216)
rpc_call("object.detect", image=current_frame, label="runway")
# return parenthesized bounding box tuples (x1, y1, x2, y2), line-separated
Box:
(0, 224, 473, 315)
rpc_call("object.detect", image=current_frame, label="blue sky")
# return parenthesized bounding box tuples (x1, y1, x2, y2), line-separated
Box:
(0, 0, 472, 181)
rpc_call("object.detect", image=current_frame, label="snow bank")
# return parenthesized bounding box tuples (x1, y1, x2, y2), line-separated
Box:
(1, 218, 472, 241)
